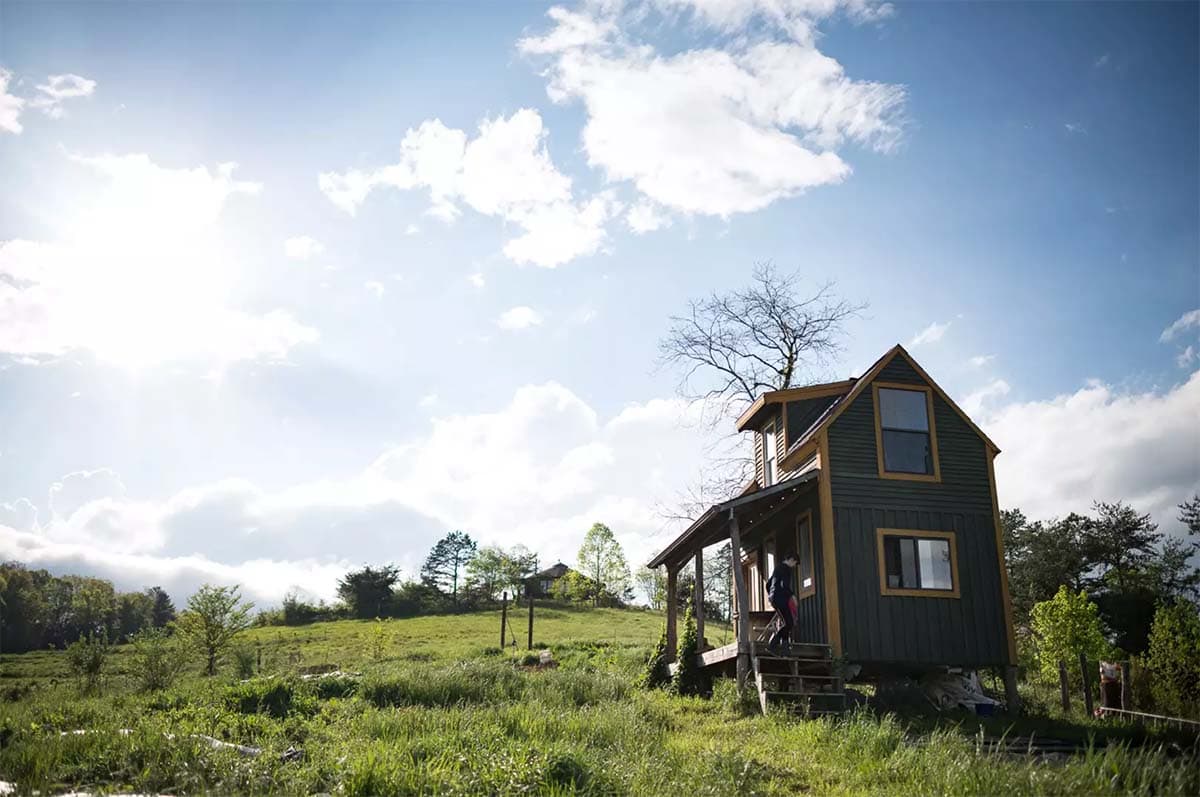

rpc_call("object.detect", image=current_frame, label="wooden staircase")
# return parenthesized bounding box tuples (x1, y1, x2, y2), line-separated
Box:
(751, 641, 845, 717)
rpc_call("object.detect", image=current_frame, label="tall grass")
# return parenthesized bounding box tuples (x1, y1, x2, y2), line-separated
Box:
(0, 609, 1196, 795)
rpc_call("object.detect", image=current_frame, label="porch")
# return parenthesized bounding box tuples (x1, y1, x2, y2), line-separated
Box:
(648, 467, 843, 713)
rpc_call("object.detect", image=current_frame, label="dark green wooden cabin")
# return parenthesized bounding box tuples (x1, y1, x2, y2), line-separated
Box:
(648, 344, 1018, 709)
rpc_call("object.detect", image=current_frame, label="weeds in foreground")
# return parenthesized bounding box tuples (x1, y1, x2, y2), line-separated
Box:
(1, 611, 1197, 796)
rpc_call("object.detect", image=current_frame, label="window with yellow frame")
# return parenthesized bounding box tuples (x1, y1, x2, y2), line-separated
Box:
(876, 528, 960, 598)
(872, 382, 941, 482)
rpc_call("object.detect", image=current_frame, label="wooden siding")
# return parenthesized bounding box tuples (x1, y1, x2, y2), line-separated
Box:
(785, 396, 838, 450)
(737, 487, 826, 644)
(826, 356, 1008, 666)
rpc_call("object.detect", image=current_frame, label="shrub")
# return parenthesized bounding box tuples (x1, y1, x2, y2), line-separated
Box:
(65, 633, 108, 692)
(232, 645, 257, 679)
(640, 626, 670, 690)
(1030, 586, 1111, 680)
(313, 673, 359, 700)
(226, 677, 313, 718)
(1145, 600, 1200, 718)
(128, 627, 185, 692)
(671, 601, 710, 697)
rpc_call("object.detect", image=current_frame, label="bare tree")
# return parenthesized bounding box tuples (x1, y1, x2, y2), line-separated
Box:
(657, 264, 863, 522)
(659, 263, 864, 422)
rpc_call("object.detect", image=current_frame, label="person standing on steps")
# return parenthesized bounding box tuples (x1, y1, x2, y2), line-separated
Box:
(766, 553, 799, 655)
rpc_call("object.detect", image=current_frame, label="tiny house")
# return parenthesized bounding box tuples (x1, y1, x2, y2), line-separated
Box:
(648, 344, 1018, 712)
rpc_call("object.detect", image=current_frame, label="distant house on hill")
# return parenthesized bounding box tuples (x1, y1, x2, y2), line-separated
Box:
(525, 562, 572, 598)
(647, 343, 1019, 715)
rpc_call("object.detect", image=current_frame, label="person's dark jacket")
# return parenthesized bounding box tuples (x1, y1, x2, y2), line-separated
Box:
(766, 562, 793, 604)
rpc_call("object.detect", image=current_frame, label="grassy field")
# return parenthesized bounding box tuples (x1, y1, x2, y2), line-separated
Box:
(1, 606, 1196, 795)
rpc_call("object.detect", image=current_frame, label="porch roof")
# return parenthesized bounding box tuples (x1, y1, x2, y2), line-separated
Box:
(646, 468, 820, 570)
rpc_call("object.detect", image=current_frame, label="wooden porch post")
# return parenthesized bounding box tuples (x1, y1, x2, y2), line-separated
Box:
(694, 550, 705, 647)
(666, 566, 678, 661)
(729, 511, 752, 690)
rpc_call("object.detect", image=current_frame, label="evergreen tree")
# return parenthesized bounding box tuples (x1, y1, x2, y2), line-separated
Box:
(420, 531, 477, 608)
(641, 625, 671, 689)
(671, 600, 710, 697)
(148, 586, 176, 628)
(336, 565, 400, 618)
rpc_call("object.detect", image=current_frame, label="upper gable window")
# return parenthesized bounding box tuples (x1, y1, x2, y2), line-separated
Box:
(762, 420, 778, 486)
(873, 383, 940, 481)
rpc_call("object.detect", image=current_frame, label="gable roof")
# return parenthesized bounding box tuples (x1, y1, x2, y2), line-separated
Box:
(734, 380, 857, 431)
(777, 344, 1000, 471)
(529, 562, 570, 580)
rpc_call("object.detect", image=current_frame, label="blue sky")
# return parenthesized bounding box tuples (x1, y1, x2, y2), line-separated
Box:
(1, 0, 1196, 604)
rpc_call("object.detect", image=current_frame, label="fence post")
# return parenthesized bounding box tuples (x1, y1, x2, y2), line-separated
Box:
(527, 595, 535, 649)
(1078, 652, 1094, 717)
(500, 592, 508, 648)
(1120, 659, 1132, 711)
(1058, 660, 1070, 713)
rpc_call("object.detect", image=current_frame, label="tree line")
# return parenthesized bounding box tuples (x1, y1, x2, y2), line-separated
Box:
(1007, 495, 1200, 718)
(0, 563, 176, 654)
(319, 522, 637, 622)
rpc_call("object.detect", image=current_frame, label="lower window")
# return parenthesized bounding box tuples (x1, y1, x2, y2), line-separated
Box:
(877, 529, 959, 597)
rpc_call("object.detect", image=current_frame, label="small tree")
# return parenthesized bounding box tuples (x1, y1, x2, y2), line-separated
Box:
(336, 566, 399, 619)
(1030, 586, 1111, 680)
(635, 567, 666, 610)
(66, 632, 109, 692)
(128, 626, 185, 691)
(177, 584, 253, 676)
(576, 523, 631, 607)
(672, 601, 710, 697)
(465, 546, 509, 602)
(553, 570, 597, 605)
(1145, 600, 1200, 719)
(421, 531, 477, 608)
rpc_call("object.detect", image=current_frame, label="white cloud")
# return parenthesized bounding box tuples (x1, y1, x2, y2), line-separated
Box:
(364, 280, 385, 298)
(967, 354, 995, 368)
(468, 272, 485, 288)
(1177, 345, 1197, 369)
(319, 109, 610, 267)
(984, 371, 1200, 531)
(908, 320, 950, 347)
(959, 378, 1010, 416)
(418, 392, 439, 408)
(0, 497, 37, 532)
(49, 468, 126, 519)
(627, 200, 672, 233)
(404, 224, 420, 236)
(518, 0, 905, 217)
(30, 73, 96, 118)
(497, 305, 544, 330)
(1160, 308, 1200, 342)
(0, 383, 720, 603)
(0, 153, 318, 367)
(0, 68, 25, 134)
(1064, 122, 1087, 135)
(1094, 53, 1110, 68)
(284, 235, 325, 260)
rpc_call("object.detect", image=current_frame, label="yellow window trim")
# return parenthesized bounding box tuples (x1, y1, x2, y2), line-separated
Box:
(875, 528, 961, 599)
(795, 509, 816, 600)
(872, 381, 942, 483)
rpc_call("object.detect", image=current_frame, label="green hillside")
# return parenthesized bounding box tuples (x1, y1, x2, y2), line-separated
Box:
(0, 606, 1195, 795)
